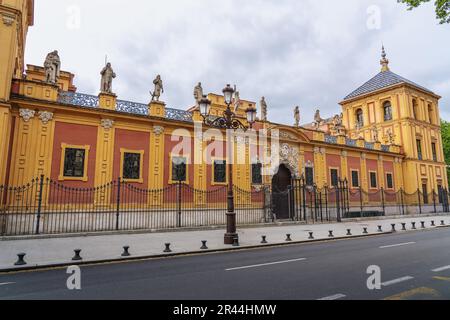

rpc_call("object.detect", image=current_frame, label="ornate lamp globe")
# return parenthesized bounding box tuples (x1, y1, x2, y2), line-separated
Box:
(199, 95, 211, 118)
(246, 104, 257, 126)
(222, 84, 235, 105)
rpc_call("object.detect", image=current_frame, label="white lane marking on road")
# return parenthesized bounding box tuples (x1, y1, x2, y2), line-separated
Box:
(0, 282, 15, 286)
(382, 276, 414, 287)
(379, 242, 416, 249)
(317, 294, 347, 301)
(432, 265, 450, 273)
(226, 258, 306, 271)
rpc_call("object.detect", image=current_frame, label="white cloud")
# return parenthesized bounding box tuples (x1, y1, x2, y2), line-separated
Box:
(25, 0, 450, 123)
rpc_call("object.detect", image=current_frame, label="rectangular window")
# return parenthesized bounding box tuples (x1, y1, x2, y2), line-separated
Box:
(63, 148, 86, 178)
(171, 156, 187, 182)
(431, 143, 437, 162)
(305, 167, 314, 186)
(213, 160, 227, 184)
(386, 173, 394, 190)
(417, 139, 423, 160)
(351, 170, 360, 188)
(370, 172, 378, 189)
(422, 184, 429, 204)
(122, 152, 141, 180)
(330, 169, 339, 187)
(252, 163, 263, 185)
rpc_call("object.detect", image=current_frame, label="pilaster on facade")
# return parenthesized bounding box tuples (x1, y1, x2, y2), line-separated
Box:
(0, 104, 12, 185)
(149, 125, 165, 205)
(94, 118, 115, 206)
(193, 131, 207, 207)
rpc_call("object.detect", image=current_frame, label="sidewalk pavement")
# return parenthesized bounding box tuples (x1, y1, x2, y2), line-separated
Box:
(1, 214, 449, 272)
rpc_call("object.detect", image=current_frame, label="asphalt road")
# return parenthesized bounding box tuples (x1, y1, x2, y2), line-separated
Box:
(1, 227, 450, 300)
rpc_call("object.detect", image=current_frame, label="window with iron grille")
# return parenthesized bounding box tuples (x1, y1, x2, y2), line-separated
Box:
(305, 167, 314, 186)
(172, 156, 187, 182)
(417, 139, 423, 160)
(252, 162, 263, 185)
(432, 142, 437, 162)
(330, 169, 339, 187)
(386, 173, 394, 189)
(63, 148, 86, 178)
(123, 153, 141, 180)
(370, 172, 378, 189)
(351, 170, 360, 188)
(213, 160, 227, 183)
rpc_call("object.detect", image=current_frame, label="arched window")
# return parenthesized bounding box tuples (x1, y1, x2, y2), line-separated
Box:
(383, 101, 392, 121)
(412, 99, 419, 120)
(355, 109, 364, 128)
(428, 104, 434, 124)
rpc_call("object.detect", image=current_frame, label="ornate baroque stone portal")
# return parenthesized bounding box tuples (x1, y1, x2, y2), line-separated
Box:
(270, 143, 300, 178)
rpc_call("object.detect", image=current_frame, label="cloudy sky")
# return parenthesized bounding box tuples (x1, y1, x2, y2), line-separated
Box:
(25, 0, 450, 124)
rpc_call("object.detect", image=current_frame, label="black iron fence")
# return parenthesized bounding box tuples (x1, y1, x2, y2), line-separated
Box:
(1, 176, 449, 237)
(0, 176, 266, 236)
(270, 178, 450, 223)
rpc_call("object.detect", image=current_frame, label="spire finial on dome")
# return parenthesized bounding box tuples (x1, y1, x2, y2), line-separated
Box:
(380, 45, 390, 72)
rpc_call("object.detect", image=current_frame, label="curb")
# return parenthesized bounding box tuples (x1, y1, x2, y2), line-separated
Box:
(0, 231, 393, 273)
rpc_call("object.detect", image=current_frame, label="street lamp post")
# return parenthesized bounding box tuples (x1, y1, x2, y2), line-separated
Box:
(199, 85, 257, 244)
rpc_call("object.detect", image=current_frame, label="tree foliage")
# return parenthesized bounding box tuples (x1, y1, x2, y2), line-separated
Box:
(441, 120, 450, 187)
(398, 0, 450, 24)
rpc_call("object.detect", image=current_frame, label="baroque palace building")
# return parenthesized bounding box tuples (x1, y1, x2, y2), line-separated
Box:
(0, 0, 448, 217)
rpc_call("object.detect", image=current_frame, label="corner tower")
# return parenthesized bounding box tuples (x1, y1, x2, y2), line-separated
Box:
(340, 47, 447, 197)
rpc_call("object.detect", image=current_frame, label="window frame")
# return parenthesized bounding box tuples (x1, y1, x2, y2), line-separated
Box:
(251, 161, 263, 185)
(355, 108, 364, 128)
(59, 143, 90, 182)
(431, 142, 438, 162)
(169, 154, 189, 184)
(369, 171, 378, 190)
(305, 167, 314, 186)
(385, 172, 394, 190)
(120, 148, 144, 183)
(329, 167, 340, 187)
(212, 157, 228, 186)
(383, 101, 393, 122)
(416, 139, 423, 160)
(350, 169, 360, 189)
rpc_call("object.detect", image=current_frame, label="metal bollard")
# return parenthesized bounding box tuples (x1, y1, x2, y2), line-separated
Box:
(261, 236, 268, 244)
(121, 246, 131, 257)
(72, 249, 82, 261)
(308, 232, 314, 240)
(441, 220, 446, 226)
(328, 231, 334, 238)
(421, 221, 426, 229)
(164, 243, 172, 253)
(232, 237, 240, 247)
(363, 228, 368, 234)
(200, 241, 208, 250)
(412, 222, 417, 230)
(401, 223, 407, 231)
(346, 229, 352, 236)
(378, 226, 383, 232)
(14, 253, 27, 266)
(431, 220, 435, 227)
(391, 224, 396, 232)
(285, 234, 292, 242)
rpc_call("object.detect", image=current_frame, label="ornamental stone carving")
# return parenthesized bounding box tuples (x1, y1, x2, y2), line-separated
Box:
(2, 13, 15, 26)
(361, 153, 367, 160)
(38, 111, 54, 125)
(19, 109, 35, 122)
(280, 131, 299, 141)
(341, 151, 348, 157)
(276, 143, 300, 177)
(153, 125, 165, 136)
(101, 119, 115, 129)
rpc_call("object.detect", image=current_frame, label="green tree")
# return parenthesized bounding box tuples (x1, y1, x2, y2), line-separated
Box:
(398, 0, 450, 24)
(441, 119, 450, 187)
